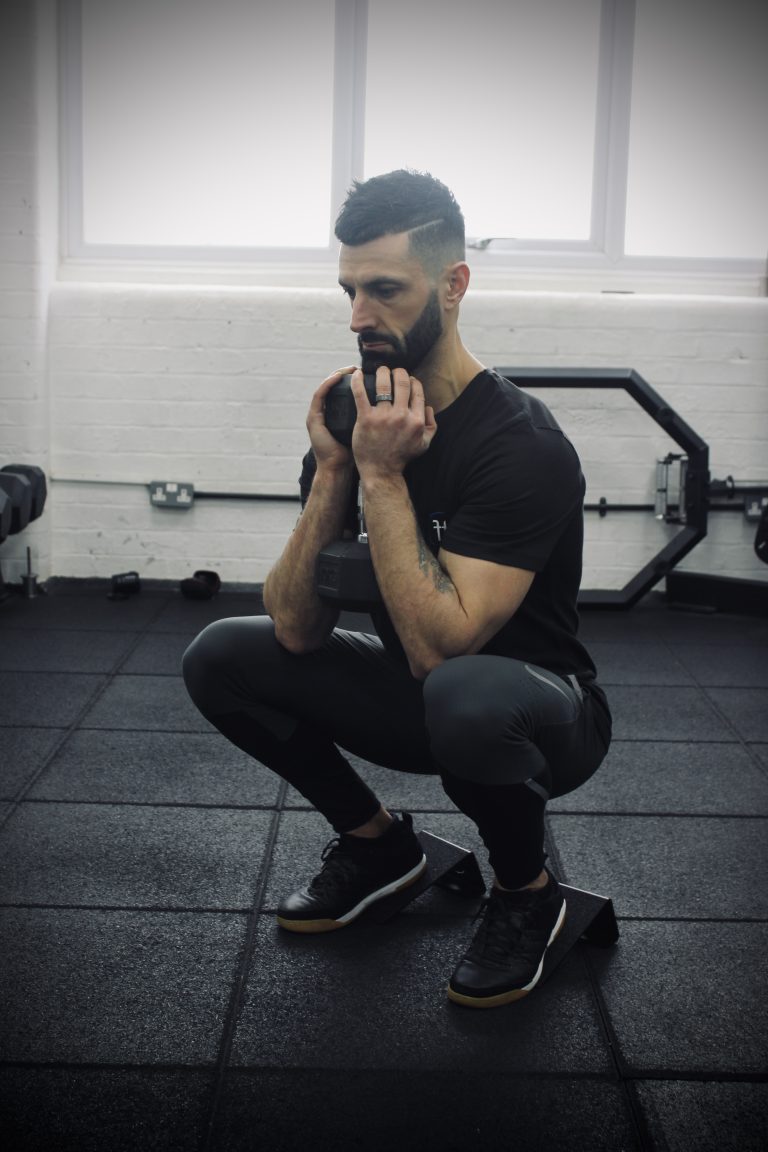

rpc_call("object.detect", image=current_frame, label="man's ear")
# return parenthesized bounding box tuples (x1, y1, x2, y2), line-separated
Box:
(443, 261, 470, 310)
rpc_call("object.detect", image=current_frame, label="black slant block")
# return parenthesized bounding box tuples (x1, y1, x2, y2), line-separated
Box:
(365, 830, 486, 924)
(365, 830, 619, 987)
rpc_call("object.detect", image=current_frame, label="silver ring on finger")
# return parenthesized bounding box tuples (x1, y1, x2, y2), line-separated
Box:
(375, 394, 393, 404)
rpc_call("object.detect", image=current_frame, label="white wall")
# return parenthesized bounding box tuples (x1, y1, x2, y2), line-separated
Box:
(47, 285, 768, 590)
(2, 2, 767, 594)
(0, 0, 56, 584)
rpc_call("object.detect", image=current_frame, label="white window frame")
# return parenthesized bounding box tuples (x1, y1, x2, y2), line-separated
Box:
(57, 0, 767, 293)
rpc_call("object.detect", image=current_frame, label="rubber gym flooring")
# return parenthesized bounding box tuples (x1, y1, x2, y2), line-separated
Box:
(0, 579, 766, 1151)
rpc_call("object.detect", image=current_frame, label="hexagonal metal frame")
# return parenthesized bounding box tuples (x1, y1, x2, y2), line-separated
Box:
(495, 367, 710, 608)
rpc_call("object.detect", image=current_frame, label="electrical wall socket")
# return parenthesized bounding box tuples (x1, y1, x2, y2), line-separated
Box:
(149, 481, 195, 508)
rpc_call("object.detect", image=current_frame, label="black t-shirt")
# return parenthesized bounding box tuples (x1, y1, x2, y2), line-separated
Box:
(300, 369, 599, 684)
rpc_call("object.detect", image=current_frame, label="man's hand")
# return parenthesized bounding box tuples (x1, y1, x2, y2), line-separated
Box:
(308, 367, 358, 470)
(350, 366, 437, 479)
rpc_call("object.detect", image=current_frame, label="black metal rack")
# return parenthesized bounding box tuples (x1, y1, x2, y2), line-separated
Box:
(496, 368, 711, 609)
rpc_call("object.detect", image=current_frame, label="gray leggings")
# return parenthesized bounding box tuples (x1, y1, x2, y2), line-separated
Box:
(182, 616, 611, 886)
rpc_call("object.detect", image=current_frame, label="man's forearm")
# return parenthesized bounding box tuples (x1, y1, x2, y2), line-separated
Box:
(263, 464, 354, 652)
(361, 474, 469, 679)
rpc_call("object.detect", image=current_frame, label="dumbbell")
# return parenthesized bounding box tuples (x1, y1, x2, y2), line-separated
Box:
(1, 464, 47, 521)
(0, 464, 47, 533)
(0, 472, 33, 534)
(317, 372, 383, 608)
(324, 372, 378, 446)
(0, 489, 12, 545)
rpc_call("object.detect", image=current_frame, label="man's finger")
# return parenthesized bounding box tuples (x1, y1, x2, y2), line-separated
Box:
(350, 367, 375, 411)
(391, 367, 411, 405)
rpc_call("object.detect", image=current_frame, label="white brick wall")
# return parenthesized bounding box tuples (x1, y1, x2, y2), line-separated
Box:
(0, 0, 55, 585)
(46, 284, 768, 590)
(2, 3, 767, 594)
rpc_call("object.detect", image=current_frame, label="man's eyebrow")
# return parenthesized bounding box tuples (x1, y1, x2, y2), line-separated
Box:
(338, 276, 406, 292)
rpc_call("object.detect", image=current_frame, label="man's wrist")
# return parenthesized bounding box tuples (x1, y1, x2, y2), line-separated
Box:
(359, 469, 407, 500)
(313, 459, 355, 488)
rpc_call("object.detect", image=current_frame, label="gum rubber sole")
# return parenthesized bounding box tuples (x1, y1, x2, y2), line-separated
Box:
(447, 900, 566, 1008)
(276, 855, 428, 934)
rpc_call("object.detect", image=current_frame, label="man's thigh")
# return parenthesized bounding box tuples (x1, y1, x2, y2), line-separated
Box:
(220, 618, 434, 774)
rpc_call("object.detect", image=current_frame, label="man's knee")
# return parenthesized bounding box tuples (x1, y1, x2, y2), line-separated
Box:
(182, 615, 275, 710)
(423, 655, 537, 784)
(425, 657, 507, 772)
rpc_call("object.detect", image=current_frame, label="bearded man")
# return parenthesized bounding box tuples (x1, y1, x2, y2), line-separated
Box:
(183, 169, 611, 1008)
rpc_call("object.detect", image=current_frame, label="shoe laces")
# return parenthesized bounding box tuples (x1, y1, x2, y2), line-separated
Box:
(307, 836, 361, 894)
(467, 889, 534, 963)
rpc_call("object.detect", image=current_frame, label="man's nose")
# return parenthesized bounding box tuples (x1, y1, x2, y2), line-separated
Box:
(349, 294, 376, 333)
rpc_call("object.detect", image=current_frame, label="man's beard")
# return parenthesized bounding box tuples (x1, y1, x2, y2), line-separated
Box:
(358, 290, 443, 375)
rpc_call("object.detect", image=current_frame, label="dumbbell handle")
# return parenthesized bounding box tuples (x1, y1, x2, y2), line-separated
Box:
(357, 482, 368, 544)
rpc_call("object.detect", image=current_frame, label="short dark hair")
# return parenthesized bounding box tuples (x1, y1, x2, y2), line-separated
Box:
(334, 169, 465, 276)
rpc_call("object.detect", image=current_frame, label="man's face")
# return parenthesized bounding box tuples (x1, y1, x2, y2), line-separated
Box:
(338, 233, 444, 375)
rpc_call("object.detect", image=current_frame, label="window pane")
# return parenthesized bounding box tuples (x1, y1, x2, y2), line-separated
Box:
(625, 0, 768, 259)
(364, 0, 602, 241)
(80, 0, 335, 247)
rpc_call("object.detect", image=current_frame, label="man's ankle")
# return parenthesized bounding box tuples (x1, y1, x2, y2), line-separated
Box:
(494, 867, 549, 893)
(347, 807, 394, 839)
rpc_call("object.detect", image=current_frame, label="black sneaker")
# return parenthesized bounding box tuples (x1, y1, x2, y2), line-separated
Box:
(276, 812, 427, 933)
(447, 869, 566, 1007)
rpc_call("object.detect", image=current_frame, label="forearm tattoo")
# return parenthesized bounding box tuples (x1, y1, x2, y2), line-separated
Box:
(417, 534, 453, 594)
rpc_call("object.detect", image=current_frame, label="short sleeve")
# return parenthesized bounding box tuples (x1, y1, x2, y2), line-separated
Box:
(442, 428, 584, 572)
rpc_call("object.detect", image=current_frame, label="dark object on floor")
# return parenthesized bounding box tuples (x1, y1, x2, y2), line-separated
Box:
(180, 569, 221, 600)
(108, 571, 142, 600)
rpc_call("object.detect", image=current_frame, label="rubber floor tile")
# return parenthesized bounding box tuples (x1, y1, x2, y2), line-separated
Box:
(634, 1080, 768, 1152)
(28, 729, 281, 806)
(0, 590, 167, 632)
(0, 727, 67, 797)
(751, 743, 768, 769)
(0, 629, 139, 673)
(706, 687, 768, 741)
(587, 642, 694, 685)
(548, 814, 768, 918)
(120, 631, 198, 675)
(0, 1067, 213, 1152)
(213, 1070, 641, 1152)
(0, 671, 106, 727)
(231, 916, 613, 1074)
(0, 802, 273, 908)
(674, 644, 768, 687)
(79, 674, 212, 732)
(0, 907, 246, 1063)
(592, 921, 768, 1074)
(150, 592, 264, 633)
(550, 741, 768, 816)
(605, 686, 733, 741)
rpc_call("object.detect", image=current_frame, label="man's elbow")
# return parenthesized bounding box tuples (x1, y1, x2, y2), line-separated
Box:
(272, 622, 324, 655)
(407, 646, 448, 682)
(406, 628, 493, 681)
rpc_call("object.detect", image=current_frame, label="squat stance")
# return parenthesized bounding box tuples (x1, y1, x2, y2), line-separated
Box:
(183, 170, 611, 1007)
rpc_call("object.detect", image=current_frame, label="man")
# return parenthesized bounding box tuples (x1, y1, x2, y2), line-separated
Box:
(183, 169, 611, 1008)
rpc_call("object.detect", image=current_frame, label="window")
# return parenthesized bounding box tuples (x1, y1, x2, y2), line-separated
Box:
(625, 0, 768, 260)
(363, 0, 602, 243)
(69, 0, 336, 250)
(60, 0, 768, 286)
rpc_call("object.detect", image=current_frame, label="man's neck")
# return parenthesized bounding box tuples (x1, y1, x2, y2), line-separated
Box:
(419, 339, 485, 414)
